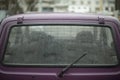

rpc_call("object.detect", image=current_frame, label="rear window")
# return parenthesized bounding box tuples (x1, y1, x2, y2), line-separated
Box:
(3, 25, 118, 66)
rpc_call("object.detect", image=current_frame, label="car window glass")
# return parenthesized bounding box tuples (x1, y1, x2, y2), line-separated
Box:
(3, 25, 118, 66)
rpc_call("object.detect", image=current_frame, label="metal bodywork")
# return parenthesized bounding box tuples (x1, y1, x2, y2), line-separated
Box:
(0, 13, 120, 80)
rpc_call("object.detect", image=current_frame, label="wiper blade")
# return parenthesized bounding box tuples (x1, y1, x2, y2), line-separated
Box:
(57, 53, 87, 78)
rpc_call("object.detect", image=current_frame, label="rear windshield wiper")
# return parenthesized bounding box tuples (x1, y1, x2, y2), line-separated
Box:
(57, 53, 87, 78)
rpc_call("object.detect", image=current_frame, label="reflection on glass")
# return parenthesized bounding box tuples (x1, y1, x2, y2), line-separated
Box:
(3, 25, 118, 66)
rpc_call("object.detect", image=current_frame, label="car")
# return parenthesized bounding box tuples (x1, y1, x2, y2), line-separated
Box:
(0, 13, 120, 80)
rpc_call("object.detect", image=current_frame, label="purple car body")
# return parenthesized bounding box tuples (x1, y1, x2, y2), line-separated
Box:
(0, 13, 120, 80)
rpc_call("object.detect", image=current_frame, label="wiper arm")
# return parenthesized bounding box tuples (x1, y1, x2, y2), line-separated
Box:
(57, 53, 87, 78)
